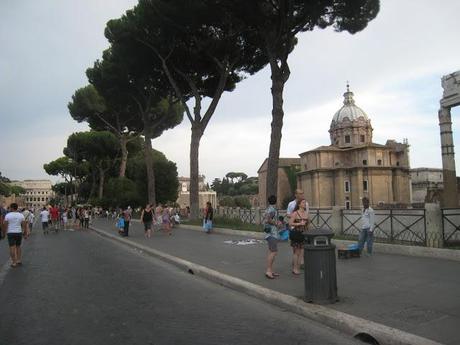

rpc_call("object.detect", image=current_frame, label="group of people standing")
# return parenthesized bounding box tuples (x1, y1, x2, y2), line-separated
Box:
(263, 189, 309, 279)
(118, 203, 180, 238)
(38, 205, 92, 233)
(263, 189, 375, 279)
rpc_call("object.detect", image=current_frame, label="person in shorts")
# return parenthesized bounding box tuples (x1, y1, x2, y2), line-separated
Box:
(40, 206, 50, 234)
(140, 204, 154, 238)
(263, 195, 281, 279)
(2, 203, 29, 267)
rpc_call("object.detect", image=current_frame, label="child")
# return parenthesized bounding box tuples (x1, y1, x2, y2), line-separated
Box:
(278, 215, 289, 241)
(116, 214, 125, 235)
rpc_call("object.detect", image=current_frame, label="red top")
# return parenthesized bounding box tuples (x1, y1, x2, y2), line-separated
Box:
(50, 207, 59, 220)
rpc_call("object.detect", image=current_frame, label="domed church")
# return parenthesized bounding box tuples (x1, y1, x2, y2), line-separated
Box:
(298, 85, 411, 208)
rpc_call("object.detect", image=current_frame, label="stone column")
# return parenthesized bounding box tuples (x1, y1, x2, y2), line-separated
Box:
(438, 107, 458, 207)
(425, 203, 443, 248)
(331, 206, 343, 236)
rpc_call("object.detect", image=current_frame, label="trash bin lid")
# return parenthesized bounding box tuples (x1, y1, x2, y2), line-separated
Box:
(304, 228, 334, 240)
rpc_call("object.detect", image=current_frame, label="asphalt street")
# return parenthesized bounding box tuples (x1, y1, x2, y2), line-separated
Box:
(0, 228, 362, 345)
(90, 219, 460, 345)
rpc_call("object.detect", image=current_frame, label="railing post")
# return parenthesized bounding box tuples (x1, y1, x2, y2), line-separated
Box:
(331, 206, 343, 236)
(255, 207, 261, 225)
(425, 203, 443, 248)
(390, 209, 394, 242)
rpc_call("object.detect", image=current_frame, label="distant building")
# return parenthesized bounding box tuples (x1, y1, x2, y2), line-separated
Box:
(258, 158, 301, 208)
(298, 86, 411, 208)
(176, 176, 217, 209)
(9, 179, 54, 209)
(410, 168, 443, 205)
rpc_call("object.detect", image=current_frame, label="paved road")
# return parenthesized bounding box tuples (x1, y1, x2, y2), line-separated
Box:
(90, 219, 460, 345)
(0, 229, 362, 345)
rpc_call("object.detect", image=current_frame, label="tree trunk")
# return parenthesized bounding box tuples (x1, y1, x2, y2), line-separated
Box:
(119, 135, 128, 177)
(266, 61, 288, 204)
(189, 125, 202, 220)
(98, 166, 105, 199)
(143, 135, 156, 206)
(89, 169, 97, 199)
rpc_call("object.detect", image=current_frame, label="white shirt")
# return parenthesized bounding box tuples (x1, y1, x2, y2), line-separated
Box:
(40, 209, 50, 222)
(361, 207, 375, 232)
(287, 199, 310, 218)
(4, 212, 25, 234)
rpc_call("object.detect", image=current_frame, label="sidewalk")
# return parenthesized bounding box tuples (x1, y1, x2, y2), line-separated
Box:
(91, 219, 459, 345)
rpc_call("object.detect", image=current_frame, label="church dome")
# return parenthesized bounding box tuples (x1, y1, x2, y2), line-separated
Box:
(331, 85, 369, 125)
(329, 84, 373, 147)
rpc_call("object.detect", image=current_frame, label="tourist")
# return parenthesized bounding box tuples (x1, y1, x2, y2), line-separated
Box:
(49, 204, 59, 231)
(140, 204, 154, 238)
(22, 207, 32, 232)
(122, 206, 132, 237)
(287, 189, 309, 269)
(28, 210, 35, 232)
(155, 204, 163, 231)
(83, 208, 90, 229)
(40, 206, 50, 235)
(288, 198, 309, 275)
(358, 197, 375, 256)
(2, 203, 29, 267)
(161, 205, 171, 235)
(62, 207, 68, 230)
(0, 203, 6, 240)
(263, 195, 281, 279)
(203, 201, 213, 233)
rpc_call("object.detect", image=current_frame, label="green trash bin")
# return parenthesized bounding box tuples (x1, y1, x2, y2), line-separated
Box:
(304, 229, 338, 304)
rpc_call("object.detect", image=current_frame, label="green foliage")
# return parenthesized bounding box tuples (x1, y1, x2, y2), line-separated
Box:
(126, 149, 179, 205)
(218, 195, 251, 209)
(0, 182, 11, 196)
(212, 173, 258, 197)
(283, 165, 301, 196)
(105, 177, 142, 208)
(234, 196, 252, 209)
(9, 185, 25, 195)
(219, 196, 235, 207)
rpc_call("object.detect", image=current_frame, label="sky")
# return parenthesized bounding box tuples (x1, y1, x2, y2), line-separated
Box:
(1, 0, 460, 184)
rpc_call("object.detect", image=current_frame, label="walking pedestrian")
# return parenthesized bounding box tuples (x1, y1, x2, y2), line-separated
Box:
(161, 206, 171, 235)
(2, 203, 29, 267)
(288, 199, 309, 275)
(203, 201, 213, 233)
(140, 204, 154, 238)
(49, 204, 59, 231)
(83, 208, 90, 229)
(122, 206, 132, 237)
(358, 197, 375, 256)
(40, 206, 50, 235)
(263, 195, 281, 279)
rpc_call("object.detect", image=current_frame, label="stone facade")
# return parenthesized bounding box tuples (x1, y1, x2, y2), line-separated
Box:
(8, 179, 54, 209)
(254, 85, 412, 210)
(299, 87, 411, 209)
(258, 158, 301, 208)
(176, 176, 217, 209)
(411, 168, 443, 204)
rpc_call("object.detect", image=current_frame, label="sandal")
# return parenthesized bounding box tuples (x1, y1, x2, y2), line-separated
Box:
(292, 270, 301, 275)
(272, 273, 280, 277)
(265, 273, 275, 279)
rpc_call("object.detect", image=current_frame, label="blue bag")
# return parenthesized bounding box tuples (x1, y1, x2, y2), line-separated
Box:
(278, 229, 289, 241)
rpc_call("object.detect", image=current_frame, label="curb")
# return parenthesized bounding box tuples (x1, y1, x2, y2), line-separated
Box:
(180, 224, 460, 262)
(92, 226, 443, 345)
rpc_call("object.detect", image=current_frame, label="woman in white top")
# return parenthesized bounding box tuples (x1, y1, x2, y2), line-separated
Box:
(2, 203, 29, 267)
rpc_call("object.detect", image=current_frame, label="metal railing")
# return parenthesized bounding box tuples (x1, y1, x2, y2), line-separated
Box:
(442, 208, 460, 247)
(342, 209, 427, 246)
